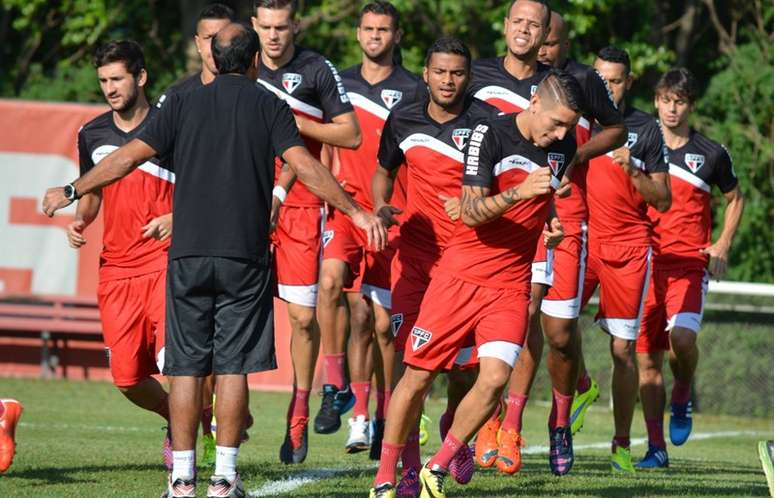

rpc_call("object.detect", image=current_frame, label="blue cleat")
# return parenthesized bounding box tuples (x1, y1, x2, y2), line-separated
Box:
(548, 426, 574, 476)
(314, 384, 355, 434)
(669, 401, 693, 446)
(636, 445, 669, 469)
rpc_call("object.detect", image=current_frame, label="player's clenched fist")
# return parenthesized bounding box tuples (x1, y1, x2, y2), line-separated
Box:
(439, 194, 461, 221)
(42, 187, 72, 217)
(67, 219, 87, 248)
(514, 167, 553, 200)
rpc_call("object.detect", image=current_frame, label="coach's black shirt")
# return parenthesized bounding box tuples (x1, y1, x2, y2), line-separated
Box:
(138, 73, 305, 262)
(155, 73, 205, 109)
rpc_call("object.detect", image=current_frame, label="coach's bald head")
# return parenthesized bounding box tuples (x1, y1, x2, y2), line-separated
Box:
(212, 22, 261, 76)
(538, 12, 570, 67)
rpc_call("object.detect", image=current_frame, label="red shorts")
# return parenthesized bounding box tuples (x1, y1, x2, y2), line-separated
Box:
(97, 270, 166, 387)
(405, 272, 530, 372)
(323, 208, 394, 308)
(391, 251, 437, 351)
(272, 205, 323, 307)
(541, 221, 588, 319)
(581, 241, 652, 341)
(637, 267, 708, 353)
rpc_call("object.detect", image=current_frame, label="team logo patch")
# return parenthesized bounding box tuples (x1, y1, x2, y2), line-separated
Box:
(685, 153, 705, 173)
(282, 73, 303, 94)
(381, 89, 403, 109)
(391, 313, 404, 337)
(547, 152, 565, 174)
(322, 230, 334, 248)
(530, 84, 538, 96)
(626, 132, 639, 149)
(411, 327, 432, 351)
(452, 128, 472, 150)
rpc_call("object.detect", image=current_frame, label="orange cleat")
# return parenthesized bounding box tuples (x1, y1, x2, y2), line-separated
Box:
(0, 398, 23, 472)
(495, 428, 524, 474)
(474, 416, 501, 468)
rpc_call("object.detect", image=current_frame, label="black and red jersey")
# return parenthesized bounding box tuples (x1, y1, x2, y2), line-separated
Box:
(378, 96, 499, 262)
(439, 113, 576, 289)
(258, 46, 354, 207)
(334, 64, 423, 211)
(78, 108, 173, 281)
(587, 106, 668, 245)
(649, 131, 737, 269)
(469, 57, 550, 113)
(155, 73, 204, 109)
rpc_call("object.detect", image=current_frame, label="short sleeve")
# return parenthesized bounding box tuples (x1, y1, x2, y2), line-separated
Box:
(377, 114, 405, 171)
(713, 145, 738, 193)
(642, 121, 669, 174)
(316, 59, 354, 120)
(585, 69, 623, 127)
(77, 127, 94, 176)
(463, 122, 498, 188)
(137, 94, 178, 156)
(269, 99, 305, 159)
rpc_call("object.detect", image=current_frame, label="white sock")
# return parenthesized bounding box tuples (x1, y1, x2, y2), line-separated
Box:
(171, 450, 195, 481)
(215, 446, 239, 481)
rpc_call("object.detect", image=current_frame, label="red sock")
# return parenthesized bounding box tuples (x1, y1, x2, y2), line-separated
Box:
(289, 387, 310, 419)
(374, 442, 404, 486)
(671, 379, 691, 405)
(401, 430, 422, 470)
(549, 389, 573, 429)
(427, 433, 464, 472)
(323, 353, 346, 390)
(351, 382, 371, 418)
(375, 389, 391, 420)
(501, 392, 528, 432)
(151, 392, 170, 421)
(577, 370, 591, 393)
(612, 436, 631, 452)
(201, 405, 213, 435)
(645, 418, 666, 449)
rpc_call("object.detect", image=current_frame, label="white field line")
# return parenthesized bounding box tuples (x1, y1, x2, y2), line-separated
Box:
(19, 421, 159, 433)
(248, 430, 768, 497)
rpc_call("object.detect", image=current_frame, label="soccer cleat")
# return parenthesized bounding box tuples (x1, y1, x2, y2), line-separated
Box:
(0, 398, 23, 473)
(611, 445, 636, 474)
(419, 413, 431, 446)
(369, 419, 385, 461)
(495, 428, 524, 475)
(206, 473, 245, 498)
(636, 445, 669, 469)
(474, 416, 500, 468)
(396, 466, 420, 497)
(161, 474, 196, 498)
(419, 465, 447, 498)
(163, 426, 173, 471)
(449, 444, 475, 484)
(758, 440, 774, 498)
(345, 414, 371, 453)
(669, 401, 693, 446)
(570, 379, 599, 435)
(370, 482, 397, 498)
(314, 384, 354, 434)
(548, 426, 573, 476)
(201, 432, 216, 468)
(279, 416, 308, 464)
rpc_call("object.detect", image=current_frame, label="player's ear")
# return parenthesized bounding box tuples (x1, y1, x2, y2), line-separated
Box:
(395, 28, 403, 45)
(422, 66, 429, 85)
(136, 68, 148, 88)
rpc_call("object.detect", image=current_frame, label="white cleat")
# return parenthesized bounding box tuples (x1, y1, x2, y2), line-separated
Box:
(345, 415, 371, 453)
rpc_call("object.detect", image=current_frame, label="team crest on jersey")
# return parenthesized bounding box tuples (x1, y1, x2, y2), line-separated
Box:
(685, 153, 705, 173)
(391, 313, 404, 337)
(547, 152, 565, 174)
(381, 89, 403, 109)
(452, 128, 472, 150)
(530, 85, 538, 96)
(626, 132, 639, 149)
(282, 73, 303, 93)
(322, 230, 334, 247)
(411, 327, 432, 351)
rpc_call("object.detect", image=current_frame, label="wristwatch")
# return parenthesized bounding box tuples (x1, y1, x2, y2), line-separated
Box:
(63, 183, 79, 201)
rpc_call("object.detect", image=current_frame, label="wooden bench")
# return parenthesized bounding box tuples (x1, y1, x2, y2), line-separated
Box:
(0, 294, 103, 378)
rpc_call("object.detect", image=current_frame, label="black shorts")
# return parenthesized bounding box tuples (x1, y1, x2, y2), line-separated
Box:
(164, 256, 277, 376)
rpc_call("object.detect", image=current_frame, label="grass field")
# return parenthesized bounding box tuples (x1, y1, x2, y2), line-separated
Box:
(0, 378, 771, 497)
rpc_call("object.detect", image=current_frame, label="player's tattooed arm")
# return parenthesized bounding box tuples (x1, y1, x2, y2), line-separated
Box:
(461, 168, 553, 227)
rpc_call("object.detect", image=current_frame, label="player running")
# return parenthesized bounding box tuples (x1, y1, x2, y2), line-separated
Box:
(370, 68, 582, 498)
(251, 0, 362, 462)
(577, 46, 672, 474)
(0, 398, 23, 473)
(318, 1, 423, 458)
(67, 41, 174, 469)
(635, 67, 744, 468)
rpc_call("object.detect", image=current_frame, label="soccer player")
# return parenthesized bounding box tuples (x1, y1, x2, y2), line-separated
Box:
(319, 1, 422, 458)
(579, 46, 672, 474)
(370, 68, 581, 498)
(65, 41, 174, 470)
(371, 37, 499, 496)
(636, 67, 744, 468)
(251, 0, 362, 454)
(0, 398, 23, 473)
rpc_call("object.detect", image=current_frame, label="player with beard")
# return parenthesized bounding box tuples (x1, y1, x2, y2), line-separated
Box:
(317, 1, 423, 459)
(635, 68, 743, 469)
(66, 41, 175, 470)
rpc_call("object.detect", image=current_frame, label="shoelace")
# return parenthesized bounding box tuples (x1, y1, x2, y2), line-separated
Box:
(319, 390, 336, 413)
(429, 469, 446, 493)
(289, 417, 307, 448)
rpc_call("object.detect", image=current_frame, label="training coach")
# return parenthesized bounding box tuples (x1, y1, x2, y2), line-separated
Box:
(42, 22, 387, 488)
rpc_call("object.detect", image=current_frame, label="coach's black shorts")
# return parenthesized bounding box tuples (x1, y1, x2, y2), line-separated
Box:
(164, 256, 277, 376)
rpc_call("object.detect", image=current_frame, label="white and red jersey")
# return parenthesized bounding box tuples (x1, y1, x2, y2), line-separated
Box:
(258, 46, 354, 207)
(650, 131, 737, 269)
(377, 96, 499, 262)
(334, 64, 423, 211)
(587, 106, 668, 245)
(439, 113, 576, 289)
(78, 109, 174, 282)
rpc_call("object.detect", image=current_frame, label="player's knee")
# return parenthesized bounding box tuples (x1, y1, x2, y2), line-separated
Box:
(401, 367, 434, 394)
(289, 306, 316, 332)
(611, 338, 636, 367)
(526, 325, 544, 352)
(317, 270, 344, 301)
(348, 300, 370, 333)
(373, 311, 392, 340)
(476, 366, 511, 395)
(670, 328, 697, 355)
